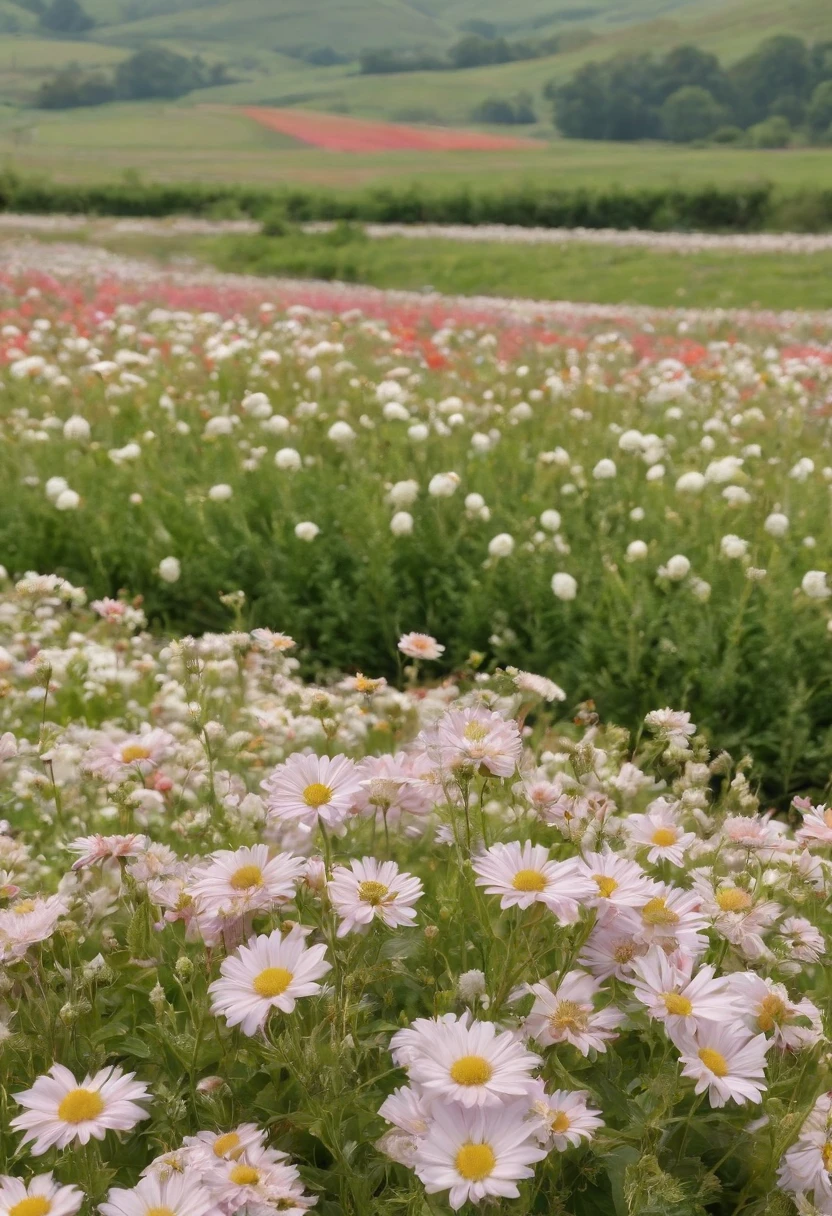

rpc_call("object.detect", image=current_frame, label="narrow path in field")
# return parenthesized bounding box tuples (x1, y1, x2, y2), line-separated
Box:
(1, 214, 831, 254)
(1, 238, 831, 339)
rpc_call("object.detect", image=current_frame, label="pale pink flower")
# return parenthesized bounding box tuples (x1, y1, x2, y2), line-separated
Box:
(398, 632, 444, 661)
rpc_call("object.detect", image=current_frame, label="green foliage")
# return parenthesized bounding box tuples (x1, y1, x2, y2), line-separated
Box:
(34, 46, 232, 109)
(469, 92, 537, 125)
(39, 0, 92, 34)
(749, 116, 792, 149)
(550, 33, 832, 143)
(660, 87, 726, 143)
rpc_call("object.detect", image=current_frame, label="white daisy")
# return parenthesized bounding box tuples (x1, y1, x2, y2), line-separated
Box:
(100, 1172, 217, 1216)
(524, 970, 623, 1056)
(624, 800, 697, 867)
(210, 1146, 310, 1212)
(405, 1016, 540, 1108)
(414, 1100, 547, 1210)
(0, 1173, 83, 1216)
(472, 841, 594, 923)
(575, 850, 654, 911)
(617, 885, 709, 958)
(187, 845, 304, 921)
(11, 1064, 151, 1155)
(676, 1023, 770, 1108)
(208, 925, 331, 1035)
(0, 896, 68, 961)
(434, 708, 522, 778)
(327, 857, 423, 936)
(262, 753, 362, 832)
(180, 1123, 269, 1167)
(526, 1081, 604, 1150)
(630, 952, 736, 1043)
(398, 633, 444, 660)
(66, 833, 148, 871)
(729, 973, 824, 1051)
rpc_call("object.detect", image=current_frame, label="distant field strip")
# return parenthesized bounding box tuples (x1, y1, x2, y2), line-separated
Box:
(240, 107, 544, 152)
(2, 214, 832, 253)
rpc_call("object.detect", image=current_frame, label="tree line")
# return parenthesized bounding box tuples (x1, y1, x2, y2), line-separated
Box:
(35, 47, 232, 109)
(359, 28, 593, 75)
(549, 36, 832, 144)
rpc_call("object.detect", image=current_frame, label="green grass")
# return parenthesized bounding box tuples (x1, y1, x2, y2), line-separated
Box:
(191, 227, 832, 312)
(3, 101, 832, 193)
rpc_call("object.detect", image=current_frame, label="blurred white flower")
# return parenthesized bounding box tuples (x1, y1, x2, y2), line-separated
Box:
(551, 572, 577, 601)
(390, 512, 414, 537)
(801, 571, 830, 600)
(158, 557, 181, 584)
(295, 522, 320, 542)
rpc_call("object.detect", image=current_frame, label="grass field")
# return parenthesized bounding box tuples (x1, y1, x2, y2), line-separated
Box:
(3, 103, 832, 191)
(124, 227, 832, 311)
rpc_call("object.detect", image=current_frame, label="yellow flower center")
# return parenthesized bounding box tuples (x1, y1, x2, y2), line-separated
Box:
(9, 1198, 52, 1216)
(212, 1132, 241, 1158)
(449, 1055, 493, 1086)
(354, 675, 378, 693)
(757, 993, 788, 1032)
(357, 880, 389, 906)
(550, 1111, 571, 1134)
(121, 744, 151, 763)
(463, 721, 489, 743)
(302, 782, 333, 808)
(253, 967, 294, 998)
(146, 1208, 176, 1216)
(824, 809, 832, 829)
(613, 942, 637, 963)
(593, 875, 618, 898)
(663, 992, 693, 1016)
(512, 869, 547, 892)
(455, 1142, 496, 1181)
(823, 1142, 832, 1170)
(12, 899, 36, 915)
(715, 888, 752, 912)
(651, 827, 678, 847)
(641, 897, 679, 927)
(229, 1165, 260, 1186)
(57, 1087, 105, 1123)
(549, 1000, 589, 1034)
(229, 865, 263, 891)
(698, 1047, 728, 1077)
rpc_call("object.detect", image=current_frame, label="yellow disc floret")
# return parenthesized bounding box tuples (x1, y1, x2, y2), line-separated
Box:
(512, 869, 547, 892)
(57, 1088, 105, 1124)
(698, 1048, 728, 1077)
(302, 783, 333, 808)
(253, 967, 293, 998)
(358, 880, 389, 905)
(455, 1142, 496, 1181)
(229, 865, 264, 891)
(450, 1055, 493, 1086)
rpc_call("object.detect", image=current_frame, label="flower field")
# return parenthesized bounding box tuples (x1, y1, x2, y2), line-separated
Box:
(0, 242, 831, 1215)
(240, 110, 543, 154)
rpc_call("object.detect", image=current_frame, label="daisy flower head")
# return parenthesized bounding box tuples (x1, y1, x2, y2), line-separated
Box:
(83, 728, 175, 782)
(619, 884, 709, 958)
(262, 752, 362, 833)
(100, 1171, 217, 1216)
(327, 857, 423, 937)
(578, 923, 647, 981)
(777, 916, 825, 964)
(624, 800, 697, 867)
(777, 1094, 832, 1211)
(67, 833, 148, 871)
(729, 973, 824, 1051)
(187, 844, 304, 922)
(376, 1085, 432, 1168)
(405, 1016, 540, 1108)
(472, 841, 594, 923)
(676, 1023, 769, 1108)
(524, 970, 623, 1056)
(0, 895, 68, 960)
(414, 1100, 547, 1211)
(576, 849, 654, 912)
(644, 708, 696, 749)
(398, 633, 444, 661)
(435, 707, 522, 778)
(211, 1145, 311, 1214)
(795, 802, 832, 848)
(0, 1173, 83, 1216)
(181, 1122, 267, 1167)
(630, 953, 735, 1044)
(250, 628, 296, 653)
(526, 1081, 604, 1151)
(208, 925, 331, 1035)
(11, 1064, 150, 1155)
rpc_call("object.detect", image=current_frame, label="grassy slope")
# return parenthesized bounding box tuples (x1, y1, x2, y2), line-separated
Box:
(201, 229, 832, 311)
(4, 106, 832, 191)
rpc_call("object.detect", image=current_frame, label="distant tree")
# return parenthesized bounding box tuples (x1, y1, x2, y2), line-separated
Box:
(808, 80, 832, 139)
(661, 86, 725, 142)
(730, 36, 810, 126)
(471, 92, 536, 124)
(711, 125, 745, 144)
(114, 46, 226, 100)
(40, 0, 93, 34)
(749, 115, 792, 148)
(653, 45, 733, 106)
(552, 53, 660, 140)
(35, 65, 114, 108)
(448, 34, 514, 69)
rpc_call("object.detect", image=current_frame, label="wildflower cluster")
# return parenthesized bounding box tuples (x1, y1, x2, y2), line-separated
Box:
(0, 577, 827, 1214)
